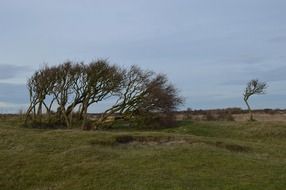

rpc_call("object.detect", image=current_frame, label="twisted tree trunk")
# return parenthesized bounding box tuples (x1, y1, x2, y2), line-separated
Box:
(244, 98, 253, 121)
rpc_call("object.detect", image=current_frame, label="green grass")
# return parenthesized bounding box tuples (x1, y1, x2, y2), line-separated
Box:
(0, 118, 286, 190)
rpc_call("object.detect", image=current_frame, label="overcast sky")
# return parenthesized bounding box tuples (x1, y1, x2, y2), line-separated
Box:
(0, 0, 286, 112)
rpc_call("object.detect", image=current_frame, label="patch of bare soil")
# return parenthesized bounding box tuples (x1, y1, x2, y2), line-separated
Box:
(212, 141, 251, 152)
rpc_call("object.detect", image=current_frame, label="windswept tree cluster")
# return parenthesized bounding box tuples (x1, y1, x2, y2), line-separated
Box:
(25, 60, 183, 128)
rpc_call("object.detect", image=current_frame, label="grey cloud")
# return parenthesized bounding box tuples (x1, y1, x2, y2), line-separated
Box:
(221, 55, 267, 66)
(0, 64, 31, 79)
(261, 66, 286, 82)
(0, 83, 28, 104)
(269, 36, 286, 43)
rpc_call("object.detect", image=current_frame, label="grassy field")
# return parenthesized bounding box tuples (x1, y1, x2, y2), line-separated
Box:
(0, 118, 286, 190)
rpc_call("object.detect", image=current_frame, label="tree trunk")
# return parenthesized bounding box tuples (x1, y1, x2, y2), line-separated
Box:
(81, 101, 89, 128)
(244, 98, 253, 121)
(25, 100, 38, 124)
(60, 106, 71, 128)
(63, 111, 71, 128)
(25, 105, 33, 124)
(37, 101, 43, 122)
(43, 101, 51, 124)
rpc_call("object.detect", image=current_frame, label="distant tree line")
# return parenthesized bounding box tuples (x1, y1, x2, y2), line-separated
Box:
(25, 60, 183, 128)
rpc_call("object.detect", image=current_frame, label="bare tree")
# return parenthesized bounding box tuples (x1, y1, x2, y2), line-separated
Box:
(132, 74, 184, 127)
(25, 61, 183, 129)
(97, 66, 183, 128)
(96, 65, 153, 126)
(25, 73, 40, 123)
(243, 79, 267, 121)
(79, 60, 123, 128)
(142, 74, 183, 113)
(25, 66, 52, 124)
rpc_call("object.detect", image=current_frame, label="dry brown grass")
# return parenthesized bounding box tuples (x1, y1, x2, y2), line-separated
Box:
(233, 113, 286, 122)
(175, 112, 286, 122)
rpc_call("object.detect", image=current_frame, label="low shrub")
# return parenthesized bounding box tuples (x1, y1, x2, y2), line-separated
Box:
(204, 111, 216, 121)
(203, 110, 234, 121)
(131, 112, 178, 129)
(217, 111, 235, 121)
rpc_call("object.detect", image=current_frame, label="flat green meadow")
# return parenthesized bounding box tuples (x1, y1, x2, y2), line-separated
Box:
(0, 118, 286, 190)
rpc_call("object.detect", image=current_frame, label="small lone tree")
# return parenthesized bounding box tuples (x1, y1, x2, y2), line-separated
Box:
(243, 79, 267, 121)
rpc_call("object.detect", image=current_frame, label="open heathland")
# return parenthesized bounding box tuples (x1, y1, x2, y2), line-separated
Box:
(0, 117, 286, 190)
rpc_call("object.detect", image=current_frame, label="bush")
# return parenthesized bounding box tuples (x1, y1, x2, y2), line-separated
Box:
(23, 115, 83, 129)
(203, 110, 234, 121)
(217, 111, 235, 121)
(81, 121, 93, 130)
(130, 112, 178, 129)
(204, 111, 216, 121)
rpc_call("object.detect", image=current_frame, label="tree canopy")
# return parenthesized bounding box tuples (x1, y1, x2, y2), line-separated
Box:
(25, 60, 183, 129)
(243, 79, 267, 121)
